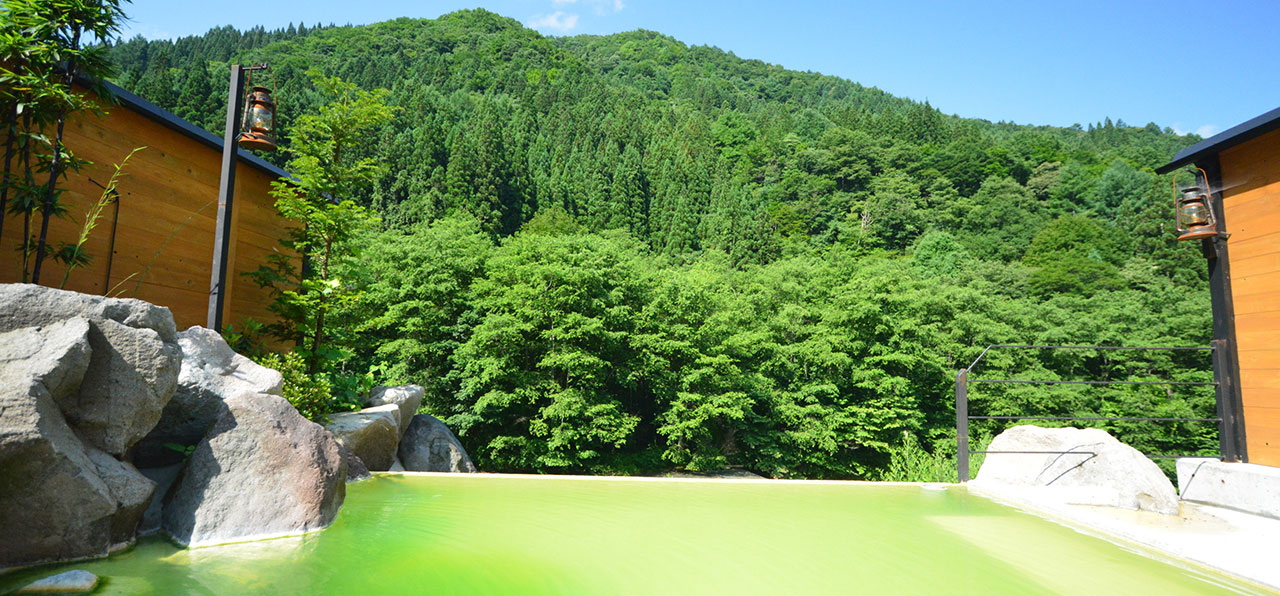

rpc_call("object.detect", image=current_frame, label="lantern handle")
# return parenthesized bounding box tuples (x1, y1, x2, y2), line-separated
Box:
(1170, 166, 1210, 195)
(1194, 167, 1217, 238)
(1171, 166, 1213, 215)
(241, 73, 252, 141)
(242, 63, 270, 97)
(238, 64, 273, 141)
(242, 67, 256, 129)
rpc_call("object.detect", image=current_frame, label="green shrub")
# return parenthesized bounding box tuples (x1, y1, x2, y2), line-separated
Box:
(329, 364, 381, 413)
(878, 431, 990, 483)
(256, 351, 334, 424)
(221, 318, 269, 360)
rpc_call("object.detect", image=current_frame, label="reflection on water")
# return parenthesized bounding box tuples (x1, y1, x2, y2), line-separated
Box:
(0, 476, 1267, 595)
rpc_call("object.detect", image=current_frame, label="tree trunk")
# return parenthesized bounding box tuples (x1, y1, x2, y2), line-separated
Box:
(0, 102, 17, 244)
(308, 240, 334, 376)
(31, 25, 81, 284)
(21, 207, 31, 283)
(30, 114, 67, 283)
(19, 112, 34, 283)
(310, 307, 326, 375)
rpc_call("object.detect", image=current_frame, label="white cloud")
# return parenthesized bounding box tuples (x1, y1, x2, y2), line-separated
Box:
(591, 0, 624, 14)
(528, 11, 580, 33)
(120, 21, 174, 41)
(563, 0, 625, 15)
(1171, 123, 1220, 138)
(531, 0, 623, 31)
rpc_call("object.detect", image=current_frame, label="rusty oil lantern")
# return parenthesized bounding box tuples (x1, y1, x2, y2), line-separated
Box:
(1174, 168, 1217, 242)
(238, 85, 277, 152)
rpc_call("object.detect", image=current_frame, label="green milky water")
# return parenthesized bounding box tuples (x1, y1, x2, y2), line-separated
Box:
(1, 474, 1270, 595)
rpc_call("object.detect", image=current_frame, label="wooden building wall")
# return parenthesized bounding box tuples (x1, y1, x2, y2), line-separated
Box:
(0, 92, 293, 333)
(1221, 127, 1280, 467)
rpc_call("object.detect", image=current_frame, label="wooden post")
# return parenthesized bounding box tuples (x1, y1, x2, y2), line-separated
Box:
(1201, 156, 1248, 463)
(956, 368, 969, 483)
(208, 65, 244, 331)
(1212, 339, 1242, 461)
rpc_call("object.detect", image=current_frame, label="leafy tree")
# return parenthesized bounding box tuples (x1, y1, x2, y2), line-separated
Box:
(637, 263, 763, 470)
(135, 46, 177, 108)
(862, 170, 923, 250)
(1024, 215, 1125, 296)
(815, 128, 878, 192)
(1049, 160, 1096, 214)
(337, 216, 493, 398)
(1091, 159, 1152, 218)
(174, 61, 219, 130)
(249, 71, 396, 383)
(911, 230, 972, 279)
(957, 176, 1047, 262)
(451, 228, 648, 472)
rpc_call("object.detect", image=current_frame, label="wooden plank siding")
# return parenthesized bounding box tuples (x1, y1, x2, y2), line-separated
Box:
(0, 85, 296, 334)
(1222, 127, 1280, 466)
(1242, 405, 1280, 466)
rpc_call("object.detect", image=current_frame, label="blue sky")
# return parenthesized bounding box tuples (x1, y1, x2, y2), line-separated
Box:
(119, 0, 1280, 137)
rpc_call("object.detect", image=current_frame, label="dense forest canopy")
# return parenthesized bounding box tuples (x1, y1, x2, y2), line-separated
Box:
(105, 10, 1217, 479)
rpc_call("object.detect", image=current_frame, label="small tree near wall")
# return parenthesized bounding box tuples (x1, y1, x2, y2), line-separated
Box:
(0, 0, 127, 283)
(249, 71, 396, 382)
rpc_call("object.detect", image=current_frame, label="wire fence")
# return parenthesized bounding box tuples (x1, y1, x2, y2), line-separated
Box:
(956, 342, 1228, 483)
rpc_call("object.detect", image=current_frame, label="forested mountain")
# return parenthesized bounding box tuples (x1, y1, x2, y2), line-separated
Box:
(105, 10, 1217, 478)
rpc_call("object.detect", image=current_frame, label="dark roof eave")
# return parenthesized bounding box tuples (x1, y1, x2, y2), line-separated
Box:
(84, 77, 293, 181)
(1156, 105, 1280, 174)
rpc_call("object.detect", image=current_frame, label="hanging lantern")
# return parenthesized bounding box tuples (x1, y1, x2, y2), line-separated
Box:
(238, 86, 277, 152)
(1174, 168, 1217, 242)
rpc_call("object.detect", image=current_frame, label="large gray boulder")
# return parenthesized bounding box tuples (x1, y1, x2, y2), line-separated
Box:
(0, 317, 160, 568)
(368, 385, 423, 435)
(972, 425, 1179, 515)
(75, 319, 180, 456)
(0, 284, 181, 456)
(0, 284, 177, 341)
(0, 318, 92, 407)
(85, 448, 155, 546)
(135, 326, 282, 466)
(325, 405, 401, 472)
(0, 320, 116, 568)
(0, 387, 115, 569)
(162, 391, 347, 547)
(397, 414, 477, 473)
